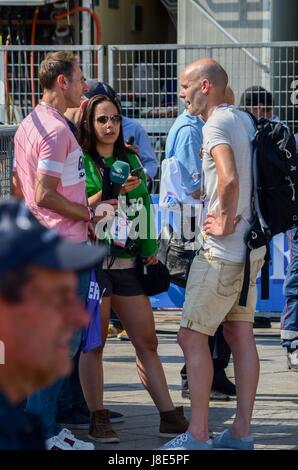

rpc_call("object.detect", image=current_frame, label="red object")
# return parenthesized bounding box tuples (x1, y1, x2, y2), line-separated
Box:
(53, 7, 101, 45)
(30, 6, 40, 108)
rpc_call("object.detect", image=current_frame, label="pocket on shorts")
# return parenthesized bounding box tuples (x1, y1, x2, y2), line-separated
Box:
(217, 262, 243, 297)
(249, 258, 264, 287)
(187, 254, 210, 289)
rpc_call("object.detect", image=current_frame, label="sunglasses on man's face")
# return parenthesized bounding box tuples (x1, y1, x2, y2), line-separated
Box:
(95, 114, 122, 125)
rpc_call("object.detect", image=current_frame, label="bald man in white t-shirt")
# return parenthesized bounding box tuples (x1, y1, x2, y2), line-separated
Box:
(159, 59, 265, 451)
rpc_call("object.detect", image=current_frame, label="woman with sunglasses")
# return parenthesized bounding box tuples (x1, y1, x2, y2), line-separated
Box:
(77, 94, 188, 444)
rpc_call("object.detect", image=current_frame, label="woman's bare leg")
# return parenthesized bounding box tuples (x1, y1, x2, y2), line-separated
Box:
(112, 294, 174, 412)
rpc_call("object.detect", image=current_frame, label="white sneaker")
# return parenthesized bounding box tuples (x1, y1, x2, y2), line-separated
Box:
(287, 349, 298, 371)
(57, 428, 95, 450)
(45, 435, 74, 450)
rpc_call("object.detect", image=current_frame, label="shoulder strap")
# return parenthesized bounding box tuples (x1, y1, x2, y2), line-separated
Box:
(238, 247, 252, 306)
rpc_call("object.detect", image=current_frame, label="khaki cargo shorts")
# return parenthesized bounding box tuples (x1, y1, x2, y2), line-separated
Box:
(181, 250, 264, 336)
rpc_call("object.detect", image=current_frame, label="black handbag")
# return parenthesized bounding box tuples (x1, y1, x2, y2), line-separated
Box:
(158, 224, 197, 288)
(136, 255, 170, 296)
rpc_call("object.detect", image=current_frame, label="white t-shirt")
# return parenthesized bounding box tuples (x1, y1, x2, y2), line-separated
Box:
(201, 105, 265, 263)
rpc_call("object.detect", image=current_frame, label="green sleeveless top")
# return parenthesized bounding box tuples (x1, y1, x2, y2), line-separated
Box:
(84, 152, 157, 258)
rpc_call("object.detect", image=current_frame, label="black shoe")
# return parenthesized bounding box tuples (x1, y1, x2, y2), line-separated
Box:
(81, 407, 124, 424)
(181, 388, 190, 399)
(181, 386, 230, 401)
(253, 317, 271, 328)
(213, 370, 236, 396)
(57, 408, 90, 430)
(57, 408, 124, 429)
(181, 373, 189, 399)
(79, 407, 125, 423)
(210, 389, 230, 401)
(109, 410, 125, 423)
(77, 406, 124, 423)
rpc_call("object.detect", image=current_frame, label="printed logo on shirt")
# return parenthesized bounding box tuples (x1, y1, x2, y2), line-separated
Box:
(61, 147, 86, 187)
(78, 155, 85, 179)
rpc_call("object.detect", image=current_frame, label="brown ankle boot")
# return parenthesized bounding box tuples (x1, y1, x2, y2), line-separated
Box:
(159, 406, 189, 437)
(88, 409, 120, 443)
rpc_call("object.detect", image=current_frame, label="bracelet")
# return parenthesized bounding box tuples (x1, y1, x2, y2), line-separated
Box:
(86, 206, 95, 223)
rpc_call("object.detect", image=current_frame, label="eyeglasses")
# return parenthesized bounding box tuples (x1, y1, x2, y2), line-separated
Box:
(96, 114, 122, 125)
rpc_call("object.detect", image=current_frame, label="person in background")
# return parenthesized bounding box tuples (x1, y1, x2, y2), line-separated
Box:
(240, 85, 298, 366)
(239, 85, 275, 329)
(280, 132, 298, 371)
(0, 199, 103, 450)
(65, 80, 158, 183)
(76, 93, 189, 444)
(239, 85, 273, 120)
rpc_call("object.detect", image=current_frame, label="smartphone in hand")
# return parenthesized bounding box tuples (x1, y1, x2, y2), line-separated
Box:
(130, 167, 143, 178)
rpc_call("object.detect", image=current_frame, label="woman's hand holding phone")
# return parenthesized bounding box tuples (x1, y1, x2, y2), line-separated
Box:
(121, 174, 142, 194)
(130, 167, 143, 178)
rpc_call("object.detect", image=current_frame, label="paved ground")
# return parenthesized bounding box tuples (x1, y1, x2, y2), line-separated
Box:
(78, 313, 298, 450)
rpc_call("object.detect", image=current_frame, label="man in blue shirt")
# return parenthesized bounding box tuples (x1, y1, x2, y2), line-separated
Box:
(164, 87, 236, 401)
(0, 199, 103, 450)
(165, 109, 203, 197)
(121, 115, 158, 181)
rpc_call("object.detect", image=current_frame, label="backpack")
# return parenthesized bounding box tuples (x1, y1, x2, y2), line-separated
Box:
(239, 113, 298, 306)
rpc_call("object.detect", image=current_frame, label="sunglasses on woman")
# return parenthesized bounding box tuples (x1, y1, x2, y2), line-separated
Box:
(96, 114, 122, 125)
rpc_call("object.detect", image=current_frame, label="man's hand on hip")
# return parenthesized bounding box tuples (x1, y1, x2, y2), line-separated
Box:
(204, 211, 240, 237)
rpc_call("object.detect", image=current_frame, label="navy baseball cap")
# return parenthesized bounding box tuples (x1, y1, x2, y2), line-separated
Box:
(84, 80, 122, 110)
(85, 80, 118, 100)
(0, 199, 107, 273)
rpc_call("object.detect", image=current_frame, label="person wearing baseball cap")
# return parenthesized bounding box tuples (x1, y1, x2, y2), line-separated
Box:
(81, 79, 158, 181)
(0, 198, 106, 450)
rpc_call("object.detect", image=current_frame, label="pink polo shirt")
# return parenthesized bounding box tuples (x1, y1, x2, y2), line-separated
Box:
(14, 103, 88, 243)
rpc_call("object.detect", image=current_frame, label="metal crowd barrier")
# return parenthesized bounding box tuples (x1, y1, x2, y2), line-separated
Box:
(0, 125, 17, 200)
(2, 42, 298, 192)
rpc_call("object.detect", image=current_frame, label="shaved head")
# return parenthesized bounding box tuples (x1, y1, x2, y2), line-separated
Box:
(179, 58, 229, 119)
(184, 58, 228, 93)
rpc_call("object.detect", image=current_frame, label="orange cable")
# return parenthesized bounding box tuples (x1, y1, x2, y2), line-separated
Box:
(30, 6, 39, 108)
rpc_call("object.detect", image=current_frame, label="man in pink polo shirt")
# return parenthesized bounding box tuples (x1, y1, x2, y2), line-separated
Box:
(15, 52, 93, 239)
(13, 51, 117, 450)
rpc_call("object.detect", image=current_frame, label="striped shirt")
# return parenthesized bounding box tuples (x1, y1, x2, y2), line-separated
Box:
(14, 103, 88, 243)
